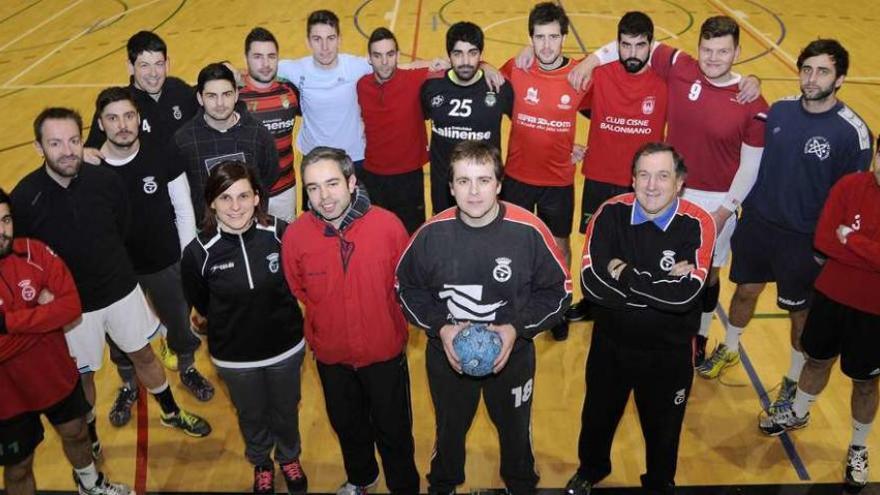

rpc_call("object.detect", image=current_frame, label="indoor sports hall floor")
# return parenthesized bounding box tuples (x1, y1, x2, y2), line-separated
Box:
(1, 0, 879, 493)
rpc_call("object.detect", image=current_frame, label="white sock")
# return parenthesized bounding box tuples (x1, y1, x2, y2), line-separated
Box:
(74, 463, 99, 488)
(698, 312, 713, 338)
(791, 388, 816, 418)
(724, 324, 744, 351)
(786, 350, 806, 382)
(147, 380, 169, 395)
(852, 419, 873, 447)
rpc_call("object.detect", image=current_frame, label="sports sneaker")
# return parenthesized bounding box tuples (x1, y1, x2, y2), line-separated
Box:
(565, 299, 592, 322)
(694, 335, 708, 368)
(74, 471, 132, 495)
(108, 385, 138, 427)
(181, 367, 214, 401)
(336, 477, 378, 495)
(160, 409, 212, 437)
(768, 376, 798, 416)
(696, 343, 740, 379)
(564, 472, 594, 495)
(846, 445, 869, 488)
(253, 464, 275, 494)
(551, 321, 569, 341)
(759, 405, 809, 436)
(158, 337, 178, 371)
(280, 459, 308, 494)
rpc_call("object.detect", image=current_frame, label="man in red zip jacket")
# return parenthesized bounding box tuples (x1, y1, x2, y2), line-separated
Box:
(282, 147, 418, 495)
(0, 189, 130, 494)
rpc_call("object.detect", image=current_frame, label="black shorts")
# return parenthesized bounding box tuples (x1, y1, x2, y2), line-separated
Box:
(500, 176, 574, 237)
(359, 167, 426, 234)
(0, 378, 89, 466)
(579, 179, 631, 233)
(801, 291, 880, 381)
(730, 210, 821, 311)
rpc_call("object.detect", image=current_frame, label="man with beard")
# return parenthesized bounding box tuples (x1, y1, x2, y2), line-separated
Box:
(564, 11, 668, 325)
(239, 27, 300, 221)
(11, 108, 211, 458)
(0, 189, 132, 495)
(170, 63, 279, 225)
(732, 39, 872, 415)
(95, 87, 212, 424)
(500, 2, 587, 340)
(421, 22, 513, 214)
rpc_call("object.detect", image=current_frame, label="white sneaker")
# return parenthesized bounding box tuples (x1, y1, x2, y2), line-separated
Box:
(846, 445, 869, 488)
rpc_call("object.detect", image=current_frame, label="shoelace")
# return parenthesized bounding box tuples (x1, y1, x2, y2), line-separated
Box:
(255, 469, 274, 491)
(850, 449, 868, 471)
(281, 461, 304, 479)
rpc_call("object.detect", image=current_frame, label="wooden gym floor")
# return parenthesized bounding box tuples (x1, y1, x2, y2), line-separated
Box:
(1, 0, 879, 493)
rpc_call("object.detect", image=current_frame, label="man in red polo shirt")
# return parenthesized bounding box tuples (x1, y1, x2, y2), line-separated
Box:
(357, 28, 434, 233)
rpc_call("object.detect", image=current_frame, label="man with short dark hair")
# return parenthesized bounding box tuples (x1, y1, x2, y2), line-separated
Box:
(240, 27, 300, 221)
(396, 140, 571, 495)
(94, 87, 213, 425)
(282, 147, 419, 495)
(568, 143, 715, 495)
(171, 62, 279, 224)
(0, 189, 131, 495)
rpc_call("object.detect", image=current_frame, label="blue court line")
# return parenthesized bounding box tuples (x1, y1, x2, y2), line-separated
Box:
(715, 306, 811, 481)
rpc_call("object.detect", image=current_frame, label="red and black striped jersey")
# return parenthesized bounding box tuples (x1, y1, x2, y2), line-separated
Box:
(240, 77, 300, 194)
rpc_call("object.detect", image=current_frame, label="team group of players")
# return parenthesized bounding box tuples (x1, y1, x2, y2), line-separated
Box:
(0, 2, 877, 495)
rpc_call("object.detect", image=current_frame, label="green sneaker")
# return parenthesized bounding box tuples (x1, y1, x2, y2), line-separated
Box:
(696, 343, 740, 379)
(768, 376, 797, 416)
(160, 409, 211, 437)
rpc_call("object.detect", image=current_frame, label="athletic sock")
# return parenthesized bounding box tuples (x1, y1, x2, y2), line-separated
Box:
(723, 324, 744, 352)
(791, 388, 816, 418)
(74, 462, 99, 488)
(698, 312, 713, 338)
(852, 419, 873, 447)
(148, 380, 180, 416)
(786, 350, 806, 382)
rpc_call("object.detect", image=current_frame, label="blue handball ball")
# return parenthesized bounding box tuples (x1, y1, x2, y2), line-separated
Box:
(453, 323, 502, 377)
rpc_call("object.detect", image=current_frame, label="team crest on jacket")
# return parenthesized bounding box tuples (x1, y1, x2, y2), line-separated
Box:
(142, 176, 158, 194)
(431, 95, 445, 108)
(659, 250, 676, 271)
(804, 136, 831, 160)
(493, 257, 512, 282)
(18, 280, 36, 301)
(484, 92, 497, 107)
(172, 105, 183, 120)
(524, 87, 539, 105)
(642, 96, 655, 115)
(557, 94, 572, 110)
(266, 253, 279, 273)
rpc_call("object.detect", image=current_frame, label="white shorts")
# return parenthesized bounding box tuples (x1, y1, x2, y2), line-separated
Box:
(682, 188, 736, 268)
(268, 188, 296, 222)
(64, 285, 161, 373)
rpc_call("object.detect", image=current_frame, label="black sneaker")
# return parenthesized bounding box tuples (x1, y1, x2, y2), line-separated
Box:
(253, 464, 275, 494)
(108, 385, 138, 427)
(565, 300, 592, 322)
(564, 472, 593, 495)
(694, 335, 708, 368)
(551, 321, 569, 341)
(180, 367, 215, 401)
(280, 458, 308, 494)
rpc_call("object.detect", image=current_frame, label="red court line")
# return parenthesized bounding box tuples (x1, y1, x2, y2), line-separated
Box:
(134, 386, 149, 494)
(410, 0, 424, 61)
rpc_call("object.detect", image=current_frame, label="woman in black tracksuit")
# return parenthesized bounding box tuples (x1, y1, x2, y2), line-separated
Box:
(180, 161, 307, 494)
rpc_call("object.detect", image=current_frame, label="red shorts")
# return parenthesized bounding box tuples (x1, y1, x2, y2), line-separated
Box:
(0, 332, 79, 420)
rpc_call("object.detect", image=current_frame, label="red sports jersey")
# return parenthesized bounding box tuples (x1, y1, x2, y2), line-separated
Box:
(581, 63, 667, 187)
(240, 77, 299, 194)
(357, 67, 430, 175)
(0, 238, 82, 419)
(814, 171, 880, 315)
(651, 44, 768, 192)
(502, 58, 587, 186)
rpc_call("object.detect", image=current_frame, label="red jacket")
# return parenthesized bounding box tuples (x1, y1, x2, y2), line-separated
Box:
(282, 206, 410, 367)
(0, 238, 82, 419)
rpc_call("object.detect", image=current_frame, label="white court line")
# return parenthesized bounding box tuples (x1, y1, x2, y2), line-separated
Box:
(385, 0, 402, 33)
(483, 14, 678, 40)
(2, 0, 166, 88)
(0, 0, 85, 54)
(710, 0, 797, 67)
